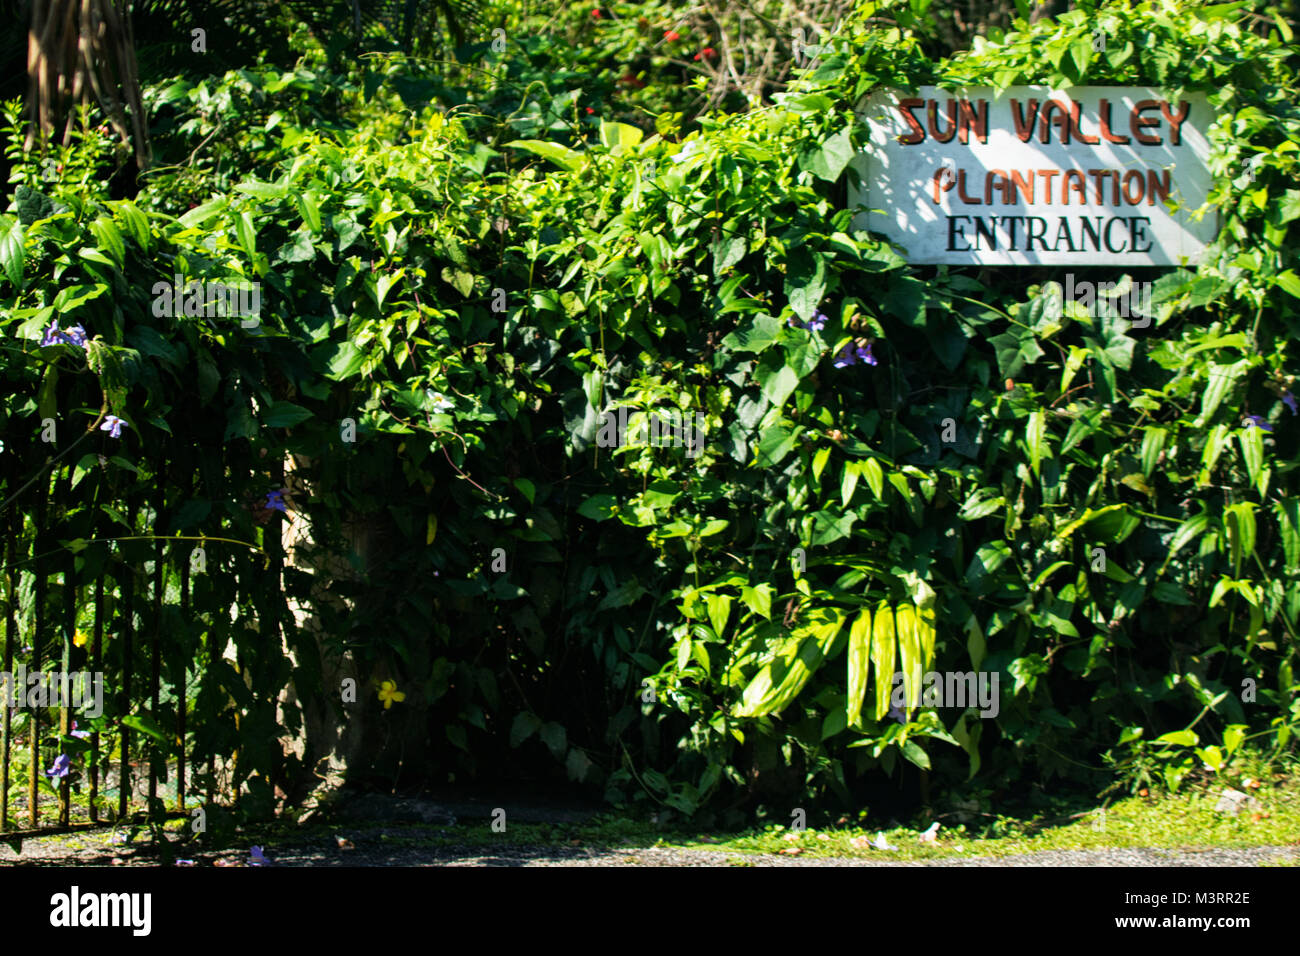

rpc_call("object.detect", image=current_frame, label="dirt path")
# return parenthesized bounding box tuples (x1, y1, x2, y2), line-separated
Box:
(2, 827, 1296, 867)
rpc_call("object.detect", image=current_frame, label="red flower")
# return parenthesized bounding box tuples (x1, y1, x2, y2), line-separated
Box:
(590, 8, 601, 17)
(585, 106, 596, 114)
(664, 30, 680, 41)
(693, 47, 717, 61)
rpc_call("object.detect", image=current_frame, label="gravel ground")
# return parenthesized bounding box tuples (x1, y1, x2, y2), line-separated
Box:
(2, 829, 1296, 867)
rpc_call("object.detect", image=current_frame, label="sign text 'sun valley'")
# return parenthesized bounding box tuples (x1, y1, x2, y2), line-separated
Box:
(848, 86, 1217, 265)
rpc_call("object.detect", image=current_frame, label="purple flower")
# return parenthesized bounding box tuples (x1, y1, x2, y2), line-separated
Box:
(887, 702, 907, 725)
(46, 753, 71, 778)
(857, 344, 878, 366)
(249, 846, 269, 866)
(789, 312, 828, 333)
(1284, 392, 1298, 416)
(1244, 415, 1273, 432)
(833, 344, 858, 368)
(70, 720, 90, 739)
(100, 415, 126, 439)
(264, 490, 287, 513)
(40, 320, 88, 348)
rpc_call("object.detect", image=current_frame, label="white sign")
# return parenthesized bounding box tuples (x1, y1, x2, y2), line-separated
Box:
(848, 86, 1218, 266)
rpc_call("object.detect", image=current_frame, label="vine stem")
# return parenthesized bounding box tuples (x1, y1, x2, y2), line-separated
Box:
(0, 534, 263, 572)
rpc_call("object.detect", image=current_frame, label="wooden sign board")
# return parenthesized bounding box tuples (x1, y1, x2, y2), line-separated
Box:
(848, 86, 1218, 266)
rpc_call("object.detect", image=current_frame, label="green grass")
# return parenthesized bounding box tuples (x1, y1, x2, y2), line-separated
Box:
(17, 756, 1300, 866)
(304, 762, 1300, 861)
(200, 763, 1300, 864)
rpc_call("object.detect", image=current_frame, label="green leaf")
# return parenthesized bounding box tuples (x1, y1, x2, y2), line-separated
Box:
(1224, 502, 1257, 570)
(711, 234, 746, 276)
(861, 457, 884, 500)
(507, 140, 584, 171)
(740, 584, 774, 620)
(1068, 38, 1092, 79)
(577, 494, 618, 521)
(705, 593, 732, 638)
(1238, 426, 1264, 493)
(1155, 729, 1198, 747)
(785, 249, 826, 321)
(1275, 270, 1300, 299)
(539, 721, 567, 759)
(965, 614, 986, 671)
(758, 363, 799, 409)
(262, 401, 313, 428)
(566, 748, 593, 782)
(234, 180, 287, 201)
(736, 609, 844, 717)
(1276, 499, 1300, 572)
(598, 579, 646, 611)
(1140, 427, 1167, 478)
(0, 215, 24, 288)
(870, 601, 896, 721)
(277, 230, 315, 263)
(846, 607, 872, 726)
(895, 603, 923, 716)
(806, 127, 854, 182)
(1223, 724, 1247, 756)
(841, 461, 861, 507)
(317, 340, 367, 380)
(297, 191, 321, 233)
(37, 365, 58, 421)
(1198, 361, 1247, 425)
(235, 211, 257, 260)
(901, 739, 931, 770)
(170, 498, 211, 532)
(510, 712, 542, 748)
(53, 283, 107, 314)
(722, 314, 783, 353)
(121, 714, 168, 743)
(89, 217, 125, 268)
(1026, 409, 1046, 476)
(109, 200, 151, 251)
(178, 197, 228, 227)
(513, 478, 536, 504)
(599, 121, 643, 150)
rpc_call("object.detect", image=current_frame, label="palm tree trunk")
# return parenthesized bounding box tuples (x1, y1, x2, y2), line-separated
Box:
(25, 0, 150, 169)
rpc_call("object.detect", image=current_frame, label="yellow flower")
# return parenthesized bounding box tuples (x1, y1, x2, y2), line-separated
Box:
(377, 680, 405, 709)
(73, 629, 90, 648)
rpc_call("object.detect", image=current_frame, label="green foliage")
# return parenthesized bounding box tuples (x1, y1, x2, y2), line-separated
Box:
(0, 0, 1297, 823)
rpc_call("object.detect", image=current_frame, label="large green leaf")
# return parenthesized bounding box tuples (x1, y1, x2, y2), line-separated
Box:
(870, 601, 896, 721)
(262, 401, 313, 428)
(0, 215, 23, 288)
(846, 607, 872, 726)
(722, 314, 783, 353)
(507, 140, 584, 171)
(736, 608, 844, 717)
(599, 121, 643, 150)
(1276, 499, 1300, 572)
(896, 603, 923, 716)
(784, 249, 826, 321)
(803, 127, 854, 182)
